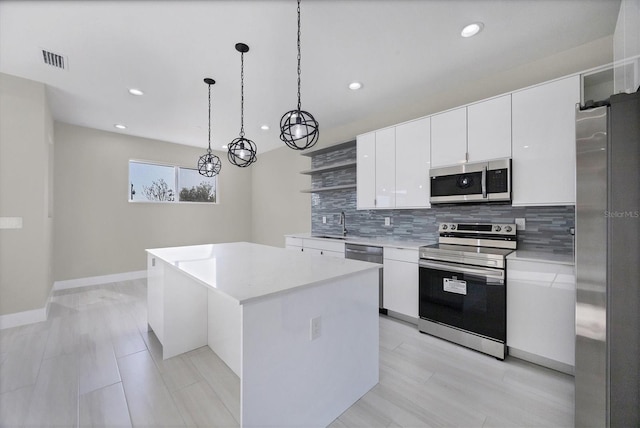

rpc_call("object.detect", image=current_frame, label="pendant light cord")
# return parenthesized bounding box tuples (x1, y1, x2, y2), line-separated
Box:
(296, 0, 302, 112)
(240, 51, 245, 137)
(207, 83, 212, 154)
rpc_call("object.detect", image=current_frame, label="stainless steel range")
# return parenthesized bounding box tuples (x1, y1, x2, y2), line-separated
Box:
(418, 222, 516, 359)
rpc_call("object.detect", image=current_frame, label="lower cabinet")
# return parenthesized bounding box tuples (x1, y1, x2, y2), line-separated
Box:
(383, 248, 419, 319)
(507, 258, 575, 372)
(285, 237, 345, 258)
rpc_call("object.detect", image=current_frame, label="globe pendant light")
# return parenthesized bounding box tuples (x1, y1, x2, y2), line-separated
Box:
(198, 78, 222, 177)
(228, 43, 257, 167)
(279, 0, 319, 150)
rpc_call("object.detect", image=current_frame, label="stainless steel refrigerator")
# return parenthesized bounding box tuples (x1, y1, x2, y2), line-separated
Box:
(575, 90, 640, 427)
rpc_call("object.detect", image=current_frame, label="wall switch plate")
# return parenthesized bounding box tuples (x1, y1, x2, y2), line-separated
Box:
(322, 216, 326, 224)
(515, 218, 526, 230)
(310, 316, 321, 341)
(384, 217, 391, 226)
(0, 217, 23, 229)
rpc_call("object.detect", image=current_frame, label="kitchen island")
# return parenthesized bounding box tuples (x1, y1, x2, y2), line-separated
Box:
(146, 242, 381, 428)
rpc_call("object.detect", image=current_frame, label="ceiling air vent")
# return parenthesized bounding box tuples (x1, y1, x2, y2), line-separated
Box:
(41, 49, 67, 70)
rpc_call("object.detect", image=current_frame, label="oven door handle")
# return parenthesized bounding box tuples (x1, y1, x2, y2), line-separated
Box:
(481, 166, 487, 198)
(419, 260, 504, 281)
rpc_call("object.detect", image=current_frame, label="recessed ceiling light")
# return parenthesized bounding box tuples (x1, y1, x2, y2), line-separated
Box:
(114, 124, 126, 130)
(461, 22, 484, 38)
(128, 88, 144, 96)
(348, 82, 362, 90)
(261, 125, 270, 131)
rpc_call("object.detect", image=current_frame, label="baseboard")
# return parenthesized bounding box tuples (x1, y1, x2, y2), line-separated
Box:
(0, 306, 47, 330)
(508, 346, 575, 376)
(1, 270, 147, 330)
(53, 270, 147, 291)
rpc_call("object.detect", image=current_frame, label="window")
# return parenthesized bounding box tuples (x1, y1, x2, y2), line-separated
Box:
(129, 161, 217, 204)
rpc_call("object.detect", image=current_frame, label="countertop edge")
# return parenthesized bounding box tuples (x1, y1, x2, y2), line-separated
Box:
(285, 233, 431, 250)
(507, 250, 575, 266)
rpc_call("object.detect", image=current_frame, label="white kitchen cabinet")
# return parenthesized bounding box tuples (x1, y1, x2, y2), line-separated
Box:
(431, 107, 467, 168)
(512, 75, 580, 206)
(356, 127, 396, 210)
(467, 95, 512, 161)
(374, 127, 396, 209)
(395, 117, 431, 208)
(383, 247, 419, 319)
(432, 97, 512, 169)
(356, 132, 376, 209)
(507, 258, 575, 373)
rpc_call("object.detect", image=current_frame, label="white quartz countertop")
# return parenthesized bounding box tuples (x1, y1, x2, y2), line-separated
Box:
(507, 250, 575, 266)
(146, 242, 381, 304)
(286, 233, 434, 250)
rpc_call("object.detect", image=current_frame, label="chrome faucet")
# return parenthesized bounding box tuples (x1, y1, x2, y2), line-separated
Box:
(339, 211, 347, 237)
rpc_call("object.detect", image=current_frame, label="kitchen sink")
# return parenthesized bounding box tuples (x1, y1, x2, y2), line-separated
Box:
(311, 235, 347, 240)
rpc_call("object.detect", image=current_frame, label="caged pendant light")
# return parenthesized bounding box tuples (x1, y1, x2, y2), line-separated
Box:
(279, 0, 319, 150)
(198, 78, 222, 177)
(228, 43, 257, 167)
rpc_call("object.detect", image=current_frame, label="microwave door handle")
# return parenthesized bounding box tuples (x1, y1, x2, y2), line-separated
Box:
(481, 166, 487, 198)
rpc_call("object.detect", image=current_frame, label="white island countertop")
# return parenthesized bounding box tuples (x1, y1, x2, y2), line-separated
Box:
(147, 241, 381, 304)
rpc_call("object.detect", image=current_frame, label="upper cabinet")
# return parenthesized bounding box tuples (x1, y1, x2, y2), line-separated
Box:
(467, 95, 512, 161)
(512, 75, 580, 206)
(431, 95, 512, 168)
(431, 107, 467, 167)
(356, 127, 397, 210)
(395, 118, 431, 208)
(356, 132, 376, 209)
(374, 128, 396, 209)
(357, 118, 431, 210)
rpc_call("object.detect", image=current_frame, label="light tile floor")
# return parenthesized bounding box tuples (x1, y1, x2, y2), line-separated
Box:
(0, 279, 574, 427)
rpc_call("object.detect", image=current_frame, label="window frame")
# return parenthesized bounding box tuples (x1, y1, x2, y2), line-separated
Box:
(128, 159, 219, 205)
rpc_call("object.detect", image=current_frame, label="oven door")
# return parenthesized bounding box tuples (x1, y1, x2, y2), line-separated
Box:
(418, 259, 506, 342)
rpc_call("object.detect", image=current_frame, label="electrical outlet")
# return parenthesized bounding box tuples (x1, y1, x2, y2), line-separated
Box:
(384, 217, 391, 226)
(322, 216, 326, 224)
(515, 218, 526, 231)
(310, 316, 321, 341)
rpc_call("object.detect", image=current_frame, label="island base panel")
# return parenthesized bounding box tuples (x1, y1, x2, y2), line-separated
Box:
(240, 269, 380, 427)
(208, 289, 242, 377)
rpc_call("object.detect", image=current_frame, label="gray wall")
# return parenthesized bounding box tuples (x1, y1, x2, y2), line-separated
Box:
(0, 73, 54, 316)
(251, 36, 614, 248)
(250, 145, 311, 247)
(53, 123, 253, 281)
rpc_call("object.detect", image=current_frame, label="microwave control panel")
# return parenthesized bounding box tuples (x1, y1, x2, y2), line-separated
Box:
(487, 168, 509, 193)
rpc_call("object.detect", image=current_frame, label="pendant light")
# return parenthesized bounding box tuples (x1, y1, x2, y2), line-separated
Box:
(198, 78, 222, 177)
(228, 43, 257, 167)
(279, 0, 319, 150)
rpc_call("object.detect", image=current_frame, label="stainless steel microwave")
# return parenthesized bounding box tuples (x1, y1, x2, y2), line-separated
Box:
(429, 158, 511, 204)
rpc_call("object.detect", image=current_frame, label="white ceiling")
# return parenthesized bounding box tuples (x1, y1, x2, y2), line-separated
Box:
(0, 0, 621, 154)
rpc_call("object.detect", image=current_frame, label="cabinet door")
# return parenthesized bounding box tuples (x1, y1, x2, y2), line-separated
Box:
(383, 258, 418, 318)
(507, 260, 575, 367)
(467, 94, 512, 161)
(395, 118, 431, 208)
(431, 107, 467, 168)
(356, 132, 376, 209)
(512, 75, 580, 205)
(375, 128, 396, 209)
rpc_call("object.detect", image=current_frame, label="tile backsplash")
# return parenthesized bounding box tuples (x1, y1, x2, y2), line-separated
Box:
(309, 143, 575, 255)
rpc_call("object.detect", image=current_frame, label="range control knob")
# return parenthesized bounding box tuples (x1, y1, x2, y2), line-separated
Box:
(505, 225, 513, 233)
(442, 224, 448, 230)
(494, 225, 502, 232)
(450, 224, 456, 230)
